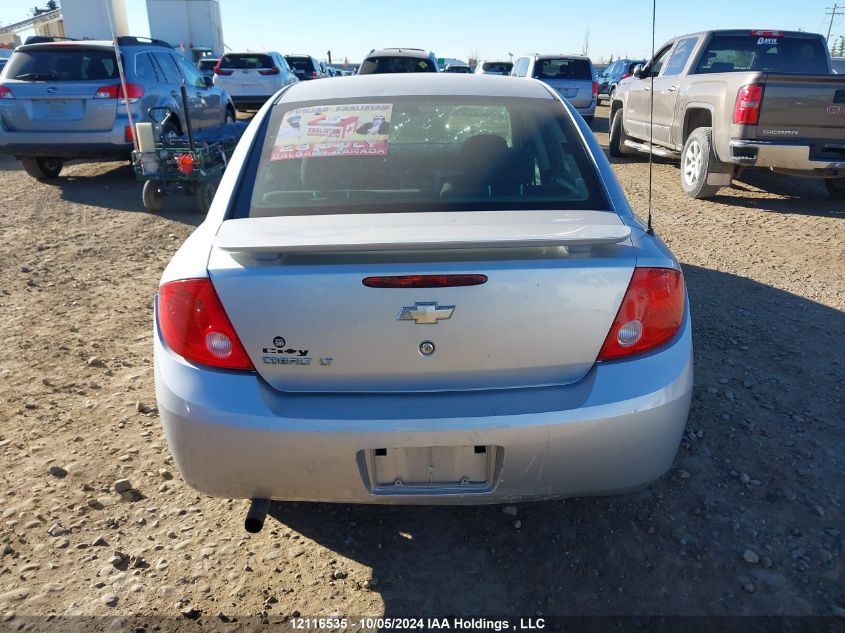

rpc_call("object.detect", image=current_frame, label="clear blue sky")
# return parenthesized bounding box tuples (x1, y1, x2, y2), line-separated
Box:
(2, 0, 842, 63)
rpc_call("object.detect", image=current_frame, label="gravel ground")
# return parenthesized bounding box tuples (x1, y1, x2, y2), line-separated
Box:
(0, 104, 843, 627)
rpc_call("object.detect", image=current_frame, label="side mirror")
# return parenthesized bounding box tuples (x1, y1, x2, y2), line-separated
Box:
(203, 76, 213, 87)
(632, 64, 644, 78)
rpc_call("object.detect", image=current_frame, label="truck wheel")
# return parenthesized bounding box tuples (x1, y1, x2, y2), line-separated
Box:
(608, 109, 635, 157)
(824, 178, 845, 200)
(142, 180, 165, 213)
(681, 127, 733, 199)
(194, 180, 216, 214)
(20, 157, 63, 180)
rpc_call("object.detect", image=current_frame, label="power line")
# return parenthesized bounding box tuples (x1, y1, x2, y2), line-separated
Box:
(826, 4, 844, 42)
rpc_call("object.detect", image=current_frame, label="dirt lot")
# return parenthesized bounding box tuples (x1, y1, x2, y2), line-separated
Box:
(0, 104, 843, 628)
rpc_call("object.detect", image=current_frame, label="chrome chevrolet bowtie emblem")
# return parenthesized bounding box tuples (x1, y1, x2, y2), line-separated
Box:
(397, 302, 455, 325)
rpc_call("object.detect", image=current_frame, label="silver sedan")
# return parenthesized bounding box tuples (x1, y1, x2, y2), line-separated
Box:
(153, 74, 692, 526)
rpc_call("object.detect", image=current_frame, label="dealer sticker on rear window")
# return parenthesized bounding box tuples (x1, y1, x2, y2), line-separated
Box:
(271, 103, 392, 160)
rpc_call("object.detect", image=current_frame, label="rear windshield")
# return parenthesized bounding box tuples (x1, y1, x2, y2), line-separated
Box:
(359, 56, 437, 74)
(237, 96, 609, 218)
(286, 57, 314, 72)
(533, 58, 592, 80)
(695, 35, 829, 74)
(834, 58, 845, 74)
(197, 59, 217, 70)
(220, 54, 274, 70)
(5, 48, 119, 81)
(481, 62, 513, 74)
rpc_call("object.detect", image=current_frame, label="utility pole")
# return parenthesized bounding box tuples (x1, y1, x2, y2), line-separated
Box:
(826, 4, 844, 42)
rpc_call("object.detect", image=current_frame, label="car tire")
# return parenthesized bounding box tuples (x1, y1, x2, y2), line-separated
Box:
(608, 109, 635, 157)
(20, 157, 63, 180)
(142, 179, 165, 213)
(824, 178, 845, 200)
(193, 180, 216, 214)
(680, 127, 733, 199)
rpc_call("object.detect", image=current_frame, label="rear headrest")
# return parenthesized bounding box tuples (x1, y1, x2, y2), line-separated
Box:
(460, 134, 532, 186)
(300, 157, 359, 189)
(461, 133, 509, 164)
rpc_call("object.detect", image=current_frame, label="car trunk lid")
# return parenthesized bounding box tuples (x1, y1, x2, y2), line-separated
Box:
(207, 210, 636, 393)
(0, 80, 119, 132)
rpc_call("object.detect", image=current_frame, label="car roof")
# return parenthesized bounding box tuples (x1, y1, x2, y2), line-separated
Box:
(279, 74, 555, 103)
(366, 48, 432, 59)
(534, 54, 591, 60)
(224, 51, 279, 55)
(671, 29, 823, 40)
(16, 39, 171, 53)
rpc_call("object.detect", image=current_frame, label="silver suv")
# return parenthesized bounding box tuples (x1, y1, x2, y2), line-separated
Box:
(511, 54, 597, 124)
(0, 37, 236, 180)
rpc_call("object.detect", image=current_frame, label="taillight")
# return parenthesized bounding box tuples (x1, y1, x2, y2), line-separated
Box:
(213, 62, 232, 76)
(733, 84, 764, 125)
(621, 72, 631, 79)
(311, 71, 318, 79)
(598, 268, 685, 361)
(93, 83, 144, 102)
(258, 66, 280, 76)
(157, 278, 254, 371)
(362, 274, 488, 288)
(592, 81, 598, 98)
(0, 86, 14, 99)
(124, 125, 133, 142)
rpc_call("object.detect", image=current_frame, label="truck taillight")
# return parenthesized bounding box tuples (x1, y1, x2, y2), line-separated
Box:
(311, 71, 319, 79)
(158, 278, 254, 371)
(598, 268, 685, 361)
(0, 86, 14, 99)
(213, 62, 232, 76)
(621, 72, 631, 79)
(733, 84, 764, 125)
(93, 83, 144, 102)
(258, 66, 280, 76)
(592, 81, 598, 98)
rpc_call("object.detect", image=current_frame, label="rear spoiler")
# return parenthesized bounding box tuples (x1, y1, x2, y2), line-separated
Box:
(214, 210, 631, 254)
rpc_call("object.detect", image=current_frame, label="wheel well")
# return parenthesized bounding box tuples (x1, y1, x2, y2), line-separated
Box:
(683, 108, 712, 143)
(162, 111, 183, 134)
(610, 100, 623, 123)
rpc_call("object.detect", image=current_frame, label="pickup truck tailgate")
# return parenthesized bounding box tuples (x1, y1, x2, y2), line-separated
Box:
(757, 74, 845, 139)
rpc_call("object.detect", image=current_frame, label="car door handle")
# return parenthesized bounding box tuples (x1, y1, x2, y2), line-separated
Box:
(667, 85, 678, 92)
(644, 87, 651, 92)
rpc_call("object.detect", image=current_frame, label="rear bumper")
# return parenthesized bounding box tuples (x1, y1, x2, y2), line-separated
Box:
(229, 95, 273, 110)
(155, 300, 693, 505)
(729, 140, 845, 176)
(0, 129, 131, 159)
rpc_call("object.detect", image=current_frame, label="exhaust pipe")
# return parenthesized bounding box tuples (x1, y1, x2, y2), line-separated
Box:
(244, 498, 270, 533)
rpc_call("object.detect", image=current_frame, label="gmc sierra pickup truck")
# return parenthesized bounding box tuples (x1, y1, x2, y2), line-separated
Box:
(609, 30, 845, 199)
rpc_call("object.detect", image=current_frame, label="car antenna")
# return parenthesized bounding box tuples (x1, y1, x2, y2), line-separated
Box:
(646, 0, 656, 235)
(104, 0, 138, 152)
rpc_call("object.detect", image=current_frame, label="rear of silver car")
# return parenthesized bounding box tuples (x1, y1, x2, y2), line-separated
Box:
(533, 56, 597, 120)
(0, 43, 135, 160)
(154, 77, 691, 504)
